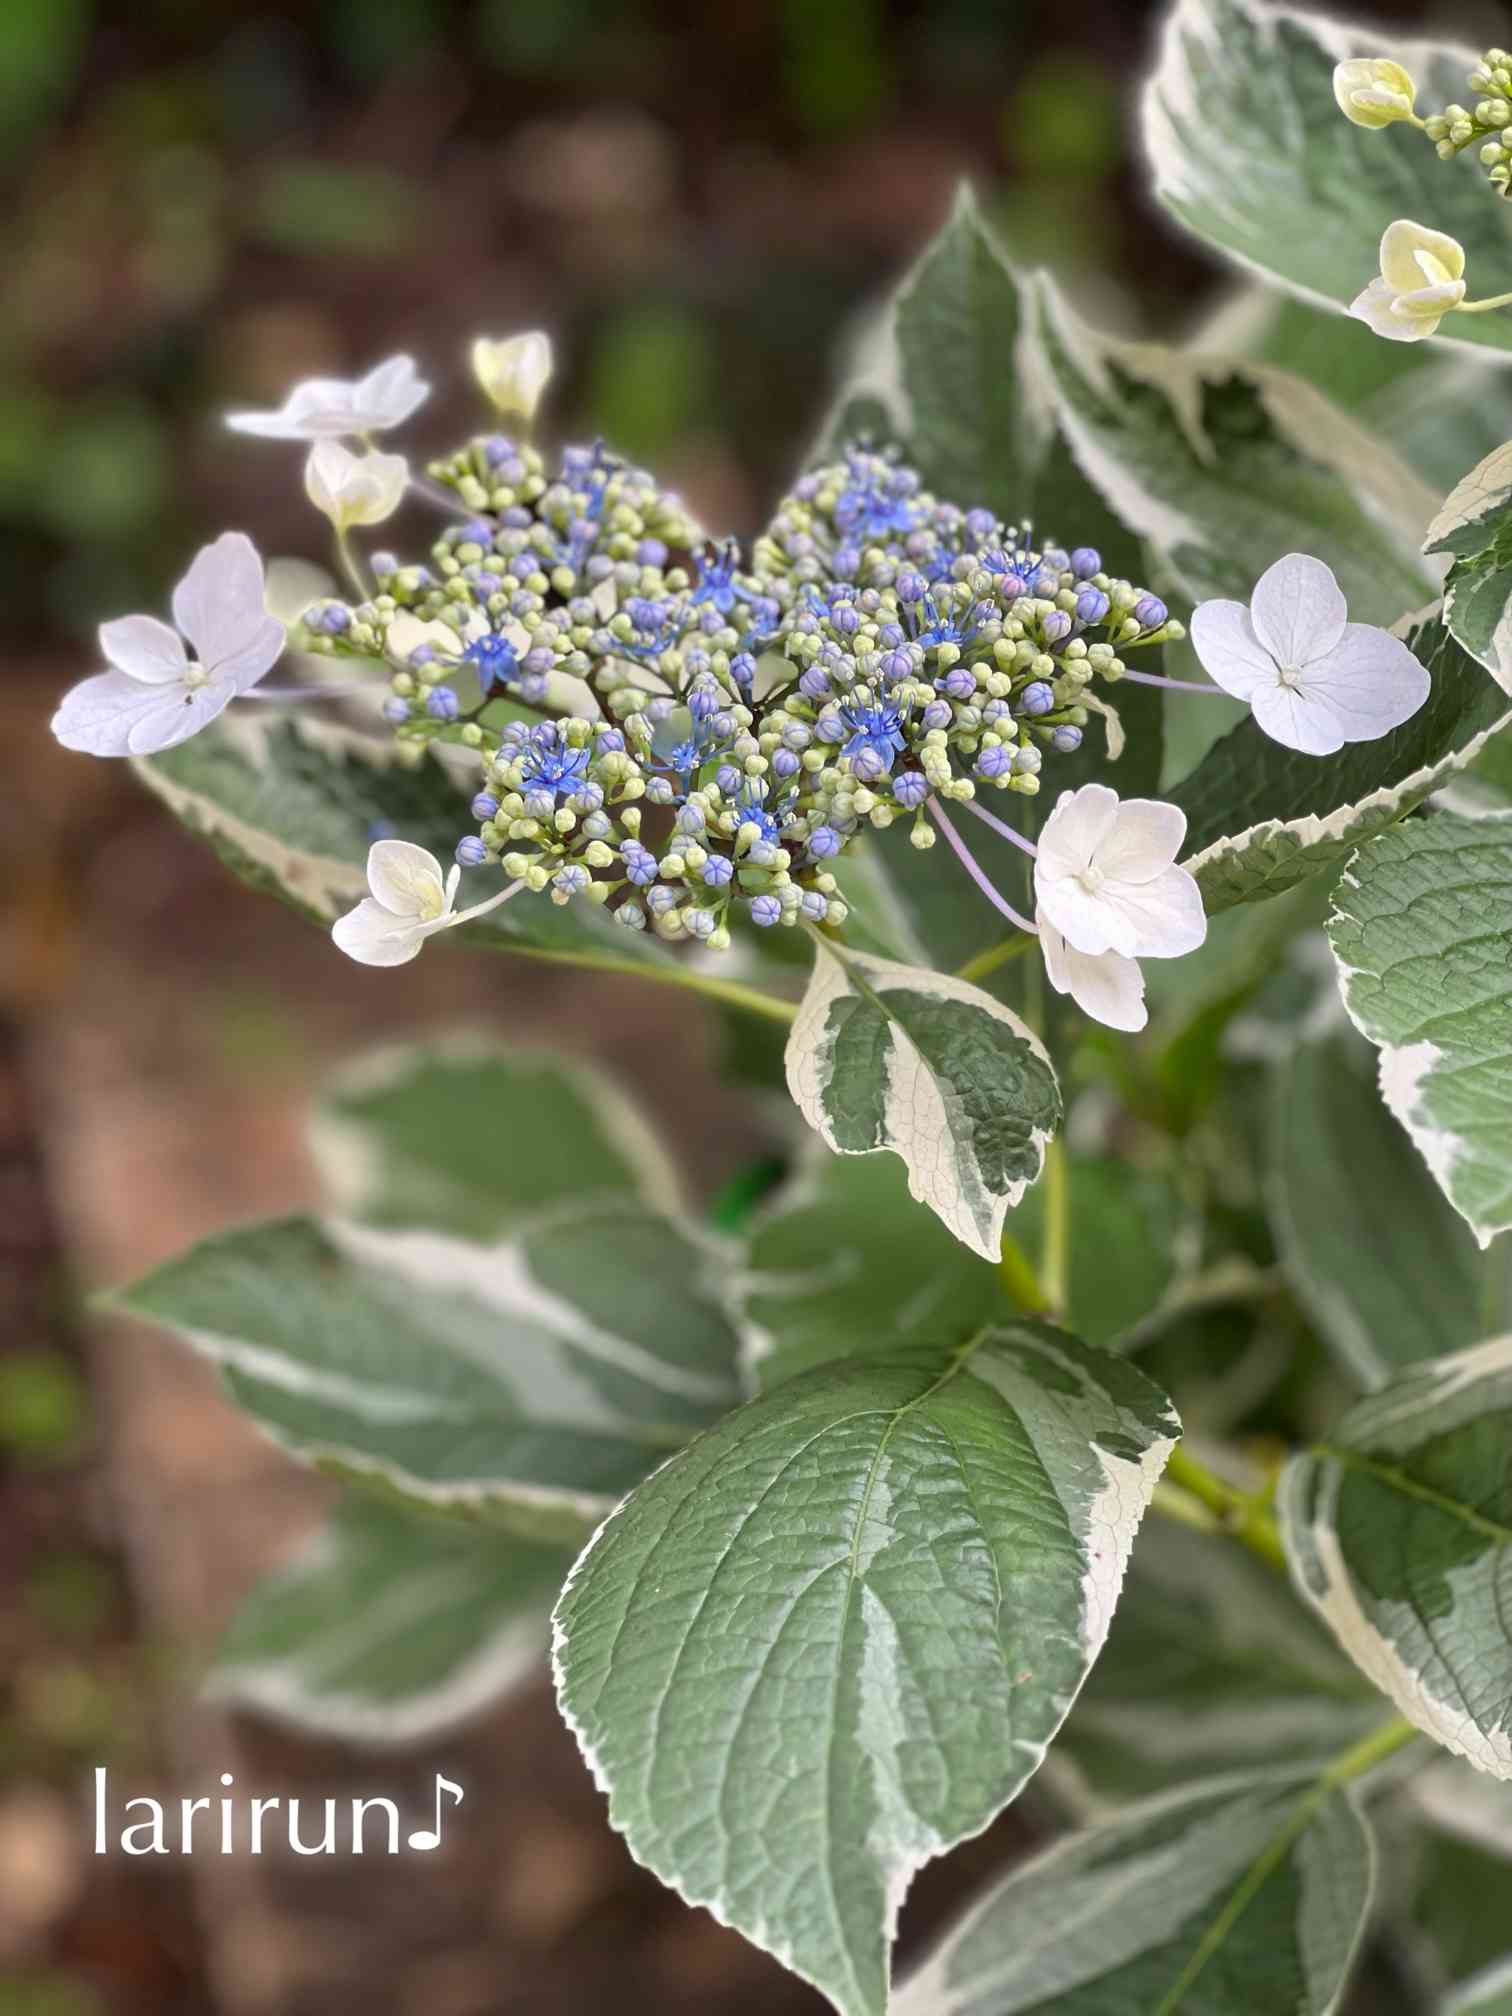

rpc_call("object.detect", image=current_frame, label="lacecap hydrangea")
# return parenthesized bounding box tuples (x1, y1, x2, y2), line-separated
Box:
(299, 434, 1184, 951)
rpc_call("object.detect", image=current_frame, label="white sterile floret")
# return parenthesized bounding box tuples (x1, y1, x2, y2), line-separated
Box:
(1350, 221, 1466, 342)
(331, 842, 461, 966)
(304, 440, 408, 530)
(51, 533, 285, 758)
(1333, 57, 1417, 128)
(1038, 916, 1148, 1032)
(470, 332, 553, 424)
(225, 354, 429, 439)
(1190, 552, 1431, 756)
(1033, 783, 1206, 962)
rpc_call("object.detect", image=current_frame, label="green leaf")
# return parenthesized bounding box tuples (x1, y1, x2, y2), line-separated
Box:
(1145, 0, 1512, 360)
(1171, 612, 1512, 912)
(738, 1149, 1179, 1394)
(1270, 1025, 1497, 1384)
(1198, 290, 1512, 496)
(786, 943, 1061, 1261)
(552, 1324, 1178, 2016)
(1450, 1961, 1512, 2015)
(893, 1766, 1375, 2015)
(134, 710, 666, 966)
(1060, 1520, 1382, 1806)
(737, 1151, 1004, 1389)
(1428, 444, 1512, 685)
(112, 1204, 744, 1543)
(308, 1037, 682, 1239)
(1281, 1336, 1512, 1777)
(210, 1495, 569, 1743)
(1028, 272, 1439, 619)
(1328, 810, 1512, 1249)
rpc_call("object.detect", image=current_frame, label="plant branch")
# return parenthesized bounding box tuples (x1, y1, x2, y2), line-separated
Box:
(1164, 1443, 1288, 1574)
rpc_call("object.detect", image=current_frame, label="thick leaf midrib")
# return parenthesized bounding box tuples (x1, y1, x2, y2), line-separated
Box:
(1319, 1445, 1512, 1549)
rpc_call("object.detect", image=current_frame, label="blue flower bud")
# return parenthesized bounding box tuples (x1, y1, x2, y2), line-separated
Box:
(998, 571, 1026, 600)
(877, 623, 905, 651)
(1051, 724, 1083, 752)
(966, 508, 997, 543)
(1029, 564, 1060, 595)
(833, 604, 861, 636)
(852, 746, 888, 782)
(800, 890, 829, 921)
(976, 744, 1013, 779)
(689, 686, 718, 721)
(716, 762, 744, 795)
(896, 570, 926, 604)
(624, 850, 659, 887)
(730, 651, 756, 691)
(523, 788, 555, 819)
(943, 667, 976, 701)
(617, 901, 647, 931)
(382, 697, 410, 724)
(702, 854, 735, 887)
(816, 713, 846, 744)
(772, 748, 800, 779)
(1076, 587, 1110, 624)
(455, 836, 488, 867)
(1135, 594, 1168, 629)
(880, 648, 912, 682)
(637, 538, 668, 567)
(1041, 610, 1073, 645)
(892, 771, 929, 809)
(808, 824, 841, 858)
(471, 791, 500, 821)
(554, 864, 591, 897)
(1018, 681, 1055, 717)
(1042, 546, 1070, 572)
(799, 667, 833, 702)
(750, 893, 783, 928)
(922, 700, 953, 731)
(675, 803, 706, 835)
(370, 552, 398, 578)
(595, 729, 626, 755)
(1070, 547, 1101, 579)
(646, 885, 680, 916)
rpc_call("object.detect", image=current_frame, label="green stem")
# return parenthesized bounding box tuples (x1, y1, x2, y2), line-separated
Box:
(1165, 1443, 1288, 1574)
(955, 934, 1035, 985)
(1457, 290, 1512, 314)
(335, 529, 369, 600)
(998, 1232, 1051, 1314)
(1041, 1135, 1069, 1318)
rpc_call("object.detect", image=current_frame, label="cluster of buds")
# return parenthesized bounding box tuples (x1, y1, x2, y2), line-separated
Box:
(1336, 48, 1512, 197)
(301, 429, 1181, 949)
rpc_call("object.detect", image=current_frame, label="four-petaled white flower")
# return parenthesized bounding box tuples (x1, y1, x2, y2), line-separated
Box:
(1033, 783, 1206, 963)
(226, 355, 429, 440)
(304, 440, 408, 531)
(471, 332, 553, 425)
(1039, 916, 1148, 1032)
(1190, 553, 1430, 756)
(331, 842, 462, 966)
(1333, 57, 1417, 128)
(1350, 221, 1466, 343)
(51, 533, 285, 758)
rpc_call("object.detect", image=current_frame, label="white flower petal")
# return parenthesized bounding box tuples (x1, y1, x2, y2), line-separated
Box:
(1296, 623, 1432, 741)
(225, 377, 358, 440)
(1248, 553, 1347, 668)
(1040, 920, 1148, 1032)
(171, 532, 285, 689)
(305, 441, 408, 530)
(1381, 219, 1464, 293)
(1189, 598, 1279, 701)
(331, 898, 429, 967)
(365, 839, 449, 920)
(1104, 863, 1208, 959)
(1247, 680, 1341, 755)
(354, 355, 429, 432)
(1096, 798, 1188, 885)
(51, 670, 233, 757)
(1035, 782, 1121, 881)
(471, 332, 554, 421)
(1350, 277, 1426, 343)
(1034, 875, 1135, 960)
(98, 614, 188, 685)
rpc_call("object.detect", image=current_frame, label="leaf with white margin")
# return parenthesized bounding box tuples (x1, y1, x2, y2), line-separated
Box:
(1329, 810, 1512, 1248)
(1058, 1520, 1382, 1808)
(135, 708, 667, 965)
(209, 1494, 570, 1745)
(1449, 1957, 1512, 2015)
(1270, 1025, 1498, 1384)
(1172, 611, 1512, 912)
(786, 942, 1061, 1262)
(1428, 442, 1512, 689)
(553, 1322, 1178, 2016)
(110, 1202, 744, 1544)
(1027, 271, 1439, 620)
(1281, 1335, 1512, 1778)
(308, 1037, 683, 1241)
(893, 1764, 1375, 2016)
(1145, 0, 1512, 360)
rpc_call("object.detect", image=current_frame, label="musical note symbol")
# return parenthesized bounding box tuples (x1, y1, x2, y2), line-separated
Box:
(406, 1775, 463, 1851)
